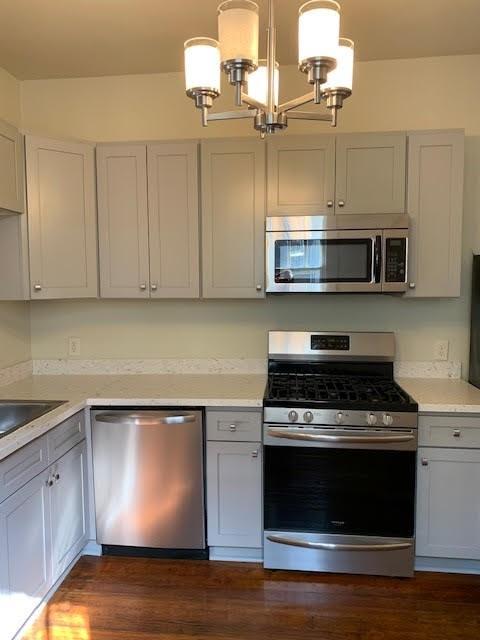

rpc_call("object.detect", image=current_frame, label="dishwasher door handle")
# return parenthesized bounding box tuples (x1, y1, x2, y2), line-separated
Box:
(95, 413, 197, 426)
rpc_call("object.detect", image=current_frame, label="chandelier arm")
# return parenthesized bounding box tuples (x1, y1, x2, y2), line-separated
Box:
(286, 111, 332, 121)
(207, 110, 257, 122)
(278, 91, 315, 114)
(241, 92, 267, 112)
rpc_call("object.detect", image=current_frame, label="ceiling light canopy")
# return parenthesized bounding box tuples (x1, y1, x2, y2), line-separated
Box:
(184, 0, 354, 136)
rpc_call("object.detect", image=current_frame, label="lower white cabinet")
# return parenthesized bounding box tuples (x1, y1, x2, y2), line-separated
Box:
(50, 441, 88, 580)
(0, 426, 88, 640)
(207, 441, 262, 549)
(0, 469, 52, 640)
(416, 446, 480, 560)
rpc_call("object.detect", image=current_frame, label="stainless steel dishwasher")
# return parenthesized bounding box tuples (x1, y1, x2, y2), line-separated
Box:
(91, 409, 206, 556)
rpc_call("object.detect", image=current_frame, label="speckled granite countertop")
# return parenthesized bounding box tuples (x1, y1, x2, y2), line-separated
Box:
(2, 373, 480, 462)
(0, 374, 266, 461)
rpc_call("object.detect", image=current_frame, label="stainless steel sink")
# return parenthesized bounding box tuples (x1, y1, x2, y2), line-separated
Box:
(0, 400, 65, 437)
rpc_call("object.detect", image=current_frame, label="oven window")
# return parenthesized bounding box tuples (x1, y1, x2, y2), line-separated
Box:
(274, 238, 372, 284)
(264, 446, 416, 538)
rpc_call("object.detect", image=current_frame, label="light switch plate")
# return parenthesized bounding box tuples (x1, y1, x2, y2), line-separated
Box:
(434, 340, 449, 361)
(68, 337, 81, 357)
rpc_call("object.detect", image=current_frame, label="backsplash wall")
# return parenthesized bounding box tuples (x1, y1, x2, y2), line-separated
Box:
(21, 55, 480, 376)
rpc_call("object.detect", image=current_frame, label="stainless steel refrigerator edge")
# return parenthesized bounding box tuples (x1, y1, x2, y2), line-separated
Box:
(91, 410, 206, 550)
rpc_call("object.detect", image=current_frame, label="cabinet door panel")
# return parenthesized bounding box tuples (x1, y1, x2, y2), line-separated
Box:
(202, 139, 265, 298)
(50, 441, 88, 580)
(416, 447, 480, 559)
(406, 131, 464, 298)
(335, 133, 406, 214)
(147, 142, 200, 298)
(267, 135, 335, 216)
(0, 470, 52, 640)
(97, 145, 150, 298)
(207, 441, 262, 548)
(26, 136, 98, 299)
(0, 119, 24, 214)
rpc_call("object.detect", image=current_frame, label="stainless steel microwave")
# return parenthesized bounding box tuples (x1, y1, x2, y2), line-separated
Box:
(266, 215, 409, 294)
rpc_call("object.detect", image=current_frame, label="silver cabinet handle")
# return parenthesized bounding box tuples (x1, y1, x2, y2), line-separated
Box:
(33, 284, 42, 291)
(327, 200, 334, 208)
(409, 282, 416, 289)
(139, 283, 147, 291)
(54, 473, 60, 482)
(338, 200, 345, 207)
(151, 283, 158, 291)
(421, 458, 429, 466)
(95, 413, 196, 426)
(251, 450, 259, 458)
(229, 424, 237, 432)
(267, 429, 414, 444)
(256, 284, 262, 292)
(267, 534, 412, 552)
(45, 477, 53, 487)
(453, 429, 461, 438)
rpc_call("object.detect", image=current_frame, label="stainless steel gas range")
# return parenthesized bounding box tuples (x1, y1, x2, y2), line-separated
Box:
(263, 331, 418, 578)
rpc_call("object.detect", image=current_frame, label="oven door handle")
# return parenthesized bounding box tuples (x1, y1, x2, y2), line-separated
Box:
(266, 429, 415, 444)
(266, 534, 413, 552)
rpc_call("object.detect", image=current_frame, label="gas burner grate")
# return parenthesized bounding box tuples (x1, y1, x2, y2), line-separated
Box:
(267, 373, 411, 405)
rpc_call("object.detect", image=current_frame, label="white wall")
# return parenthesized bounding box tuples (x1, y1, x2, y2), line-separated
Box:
(20, 55, 480, 372)
(0, 67, 31, 369)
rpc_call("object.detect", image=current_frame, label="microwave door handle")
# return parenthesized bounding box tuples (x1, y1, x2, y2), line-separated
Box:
(374, 235, 382, 283)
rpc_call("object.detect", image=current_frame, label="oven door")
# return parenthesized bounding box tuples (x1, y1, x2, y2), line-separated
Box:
(266, 229, 383, 293)
(263, 424, 416, 576)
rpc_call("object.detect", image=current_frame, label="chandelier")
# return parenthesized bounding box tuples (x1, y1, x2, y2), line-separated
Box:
(184, 0, 354, 137)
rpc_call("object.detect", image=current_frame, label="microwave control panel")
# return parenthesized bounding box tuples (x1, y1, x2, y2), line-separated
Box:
(385, 237, 407, 282)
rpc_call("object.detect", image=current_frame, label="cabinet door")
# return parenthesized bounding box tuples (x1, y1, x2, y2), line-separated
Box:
(267, 135, 335, 216)
(97, 145, 150, 298)
(335, 133, 406, 214)
(0, 119, 24, 214)
(147, 142, 200, 298)
(406, 131, 464, 298)
(207, 441, 262, 548)
(0, 469, 52, 640)
(50, 441, 88, 581)
(26, 136, 98, 299)
(416, 447, 480, 559)
(202, 139, 265, 298)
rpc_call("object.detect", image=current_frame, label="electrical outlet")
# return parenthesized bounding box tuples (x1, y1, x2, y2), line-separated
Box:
(434, 340, 449, 362)
(68, 337, 81, 357)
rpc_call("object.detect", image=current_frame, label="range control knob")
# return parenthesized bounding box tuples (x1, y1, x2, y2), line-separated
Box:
(288, 410, 299, 423)
(335, 411, 345, 425)
(366, 413, 378, 426)
(383, 413, 394, 427)
(304, 411, 314, 423)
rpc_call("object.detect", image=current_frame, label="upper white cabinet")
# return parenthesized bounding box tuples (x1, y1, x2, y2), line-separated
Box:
(406, 131, 464, 298)
(97, 144, 150, 298)
(335, 133, 406, 215)
(0, 119, 25, 215)
(97, 142, 200, 298)
(147, 142, 200, 298)
(267, 135, 335, 216)
(202, 138, 266, 298)
(26, 136, 98, 299)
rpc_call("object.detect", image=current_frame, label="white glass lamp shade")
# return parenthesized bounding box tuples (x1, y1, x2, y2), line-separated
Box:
(324, 38, 354, 91)
(184, 37, 221, 93)
(298, 0, 341, 64)
(218, 0, 259, 64)
(247, 60, 279, 106)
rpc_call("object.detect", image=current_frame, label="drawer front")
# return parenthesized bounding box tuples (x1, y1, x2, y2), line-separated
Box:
(0, 435, 48, 503)
(47, 411, 86, 464)
(419, 415, 480, 448)
(207, 410, 262, 442)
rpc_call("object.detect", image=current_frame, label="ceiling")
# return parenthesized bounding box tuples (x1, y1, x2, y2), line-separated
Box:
(1, 0, 479, 80)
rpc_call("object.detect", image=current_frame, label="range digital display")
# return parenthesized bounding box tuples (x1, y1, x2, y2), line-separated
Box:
(311, 335, 350, 351)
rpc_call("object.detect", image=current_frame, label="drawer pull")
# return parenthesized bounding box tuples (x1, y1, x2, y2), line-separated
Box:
(251, 450, 259, 458)
(421, 458, 428, 466)
(453, 429, 461, 438)
(229, 424, 237, 432)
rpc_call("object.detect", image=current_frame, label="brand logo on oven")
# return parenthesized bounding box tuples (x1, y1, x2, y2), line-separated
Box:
(331, 520, 345, 527)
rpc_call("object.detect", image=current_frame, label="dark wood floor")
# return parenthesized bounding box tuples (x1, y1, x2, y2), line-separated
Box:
(22, 556, 480, 640)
